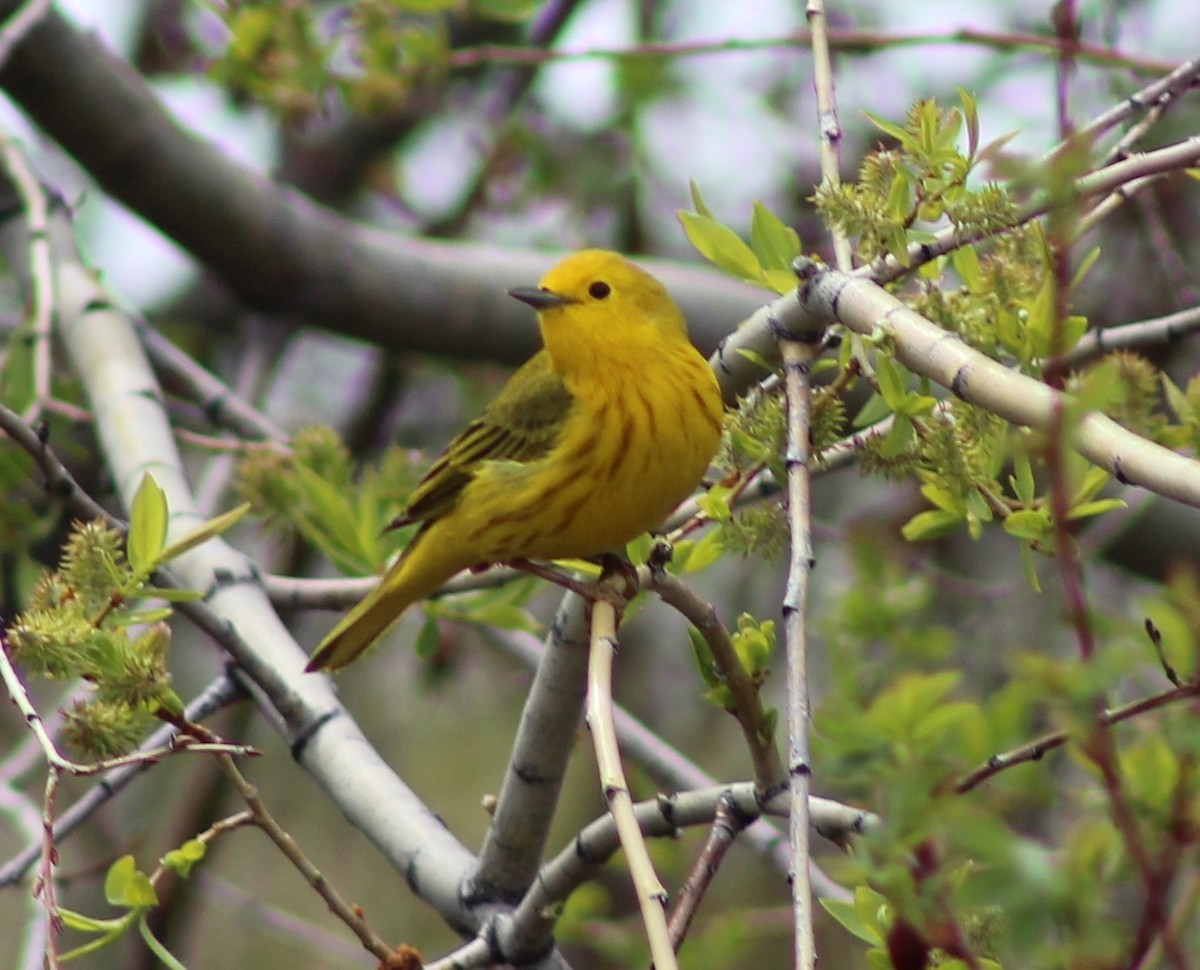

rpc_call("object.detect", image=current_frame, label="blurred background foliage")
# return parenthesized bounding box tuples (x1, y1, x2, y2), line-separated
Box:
(2, 0, 1200, 968)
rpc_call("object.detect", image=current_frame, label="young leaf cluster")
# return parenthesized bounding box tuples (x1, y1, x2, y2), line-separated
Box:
(689, 612, 776, 713)
(6, 476, 246, 757)
(238, 424, 418, 575)
(678, 182, 803, 293)
(58, 844, 207, 968)
(813, 92, 1018, 266)
(811, 533, 1200, 967)
(8, 519, 179, 757)
(204, 0, 535, 119)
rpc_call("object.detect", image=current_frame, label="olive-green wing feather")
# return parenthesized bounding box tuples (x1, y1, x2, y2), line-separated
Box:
(389, 351, 573, 529)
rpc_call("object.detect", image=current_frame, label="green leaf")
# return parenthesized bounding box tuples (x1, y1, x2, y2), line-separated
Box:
(1025, 274, 1056, 359)
(688, 178, 714, 218)
(1067, 498, 1126, 520)
(1009, 450, 1036, 504)
(732, 613, 775, 673)
(104, 855, 135, 907)
(853, 392, 892, 429)
(624, 532, 655, 566)
(117, 607, 175, 626)
(750, 202, 801, 272)
(696, 484, 733, 522)
(735, 347, 776, 372)
(104, 855, 158, 909)
(158, 503, 251, 564)
(161, 839, 206, 879)
(128, 475, 168, 576)
(958, 87, 979, 160)
(141, 587, 204, 603)
(821, 898, 881, 945)
(57, 909, 127, 934)
(880, 413, 914, 458)
(867, 670, 962, 736)
(1060, 314, 1089, 352)
(885, 170, 913, 222)
(688, 625, 721, 690)
(1072, 466, 1109, 505)
(414, 616, 441, 658)
(863, 109, 909, 145)
(1002, 508, 1051, 541)
(951, 244, 981, 290)
(920, 484, 964, 514)
(902, 508, 963, 541)
(678, 211, 763, 283)
(1163, 375, 1196, 424)
(682, 526, 724, 573)
(1070, 245, 1100, 292)
(875, 355, 910, 411)
(762, 267, 799, 295)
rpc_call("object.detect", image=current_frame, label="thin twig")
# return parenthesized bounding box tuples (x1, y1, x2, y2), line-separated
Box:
(156, 711, 398, 965)
(459, 781, 874, 970)
(0, 0, 50, 68)
(954, 680, 1200, 793)
(35, 765, 61, 968)
(446, 28, 1177, 75)
(647, 572, 785, 791)
(780, 5, 844, 966)
(0, 130, 53, 423)
(0, 675, 244, 888)
(778, 334, 818, 970)
(667, 793, 746, 953)
(136, 318, 287, 444)
(486, 625, 863, 890)
(867, 134, 1200, 286)
(586, 597, 676, 970)
(1064, 305, 1200, 366)
(1049, 54, 1200, 163)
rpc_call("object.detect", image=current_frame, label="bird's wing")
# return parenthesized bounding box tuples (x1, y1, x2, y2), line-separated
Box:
(389, 351, 574, 529)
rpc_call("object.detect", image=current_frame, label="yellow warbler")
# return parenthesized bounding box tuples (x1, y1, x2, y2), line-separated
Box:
(306, 249, 724, 672)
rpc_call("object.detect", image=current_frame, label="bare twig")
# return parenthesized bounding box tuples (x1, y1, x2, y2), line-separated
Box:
(1050, 54, 1200, 162)
(34, 766, 61, 968)
(668, 793, 746, 953)
(954, 680, 1200, 793)
(154, 710, 397, 964)
(586, 596, 676, 970)
(1064, 305, 1200, 366)
(777, 332, 818, 970)
(0, 0, 49, 68)
(486, 625, 863, 890)
(136, 317, 287, 445)
(446, 28, 1177, 75)
(0, 129, 53, 422)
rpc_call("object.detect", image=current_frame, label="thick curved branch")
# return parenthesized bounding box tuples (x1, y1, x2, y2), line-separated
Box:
(748, 261, 1200, 509)
(0, 2, 761, 361)
(0, 170, 503, 948)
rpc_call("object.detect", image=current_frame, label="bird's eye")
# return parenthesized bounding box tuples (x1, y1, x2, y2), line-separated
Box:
(588, 281, 611, 299)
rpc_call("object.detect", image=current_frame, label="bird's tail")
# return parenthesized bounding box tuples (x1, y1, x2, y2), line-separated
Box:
(305, 530, 461, 672)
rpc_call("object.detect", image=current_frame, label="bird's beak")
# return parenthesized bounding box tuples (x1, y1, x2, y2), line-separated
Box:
(508, 286, 574, 310)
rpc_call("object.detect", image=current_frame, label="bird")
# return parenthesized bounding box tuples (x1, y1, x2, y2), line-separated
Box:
(306, 249, 725, 672)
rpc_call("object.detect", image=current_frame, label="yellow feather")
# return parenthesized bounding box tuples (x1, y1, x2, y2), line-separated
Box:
(307, 249, 724, 672)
